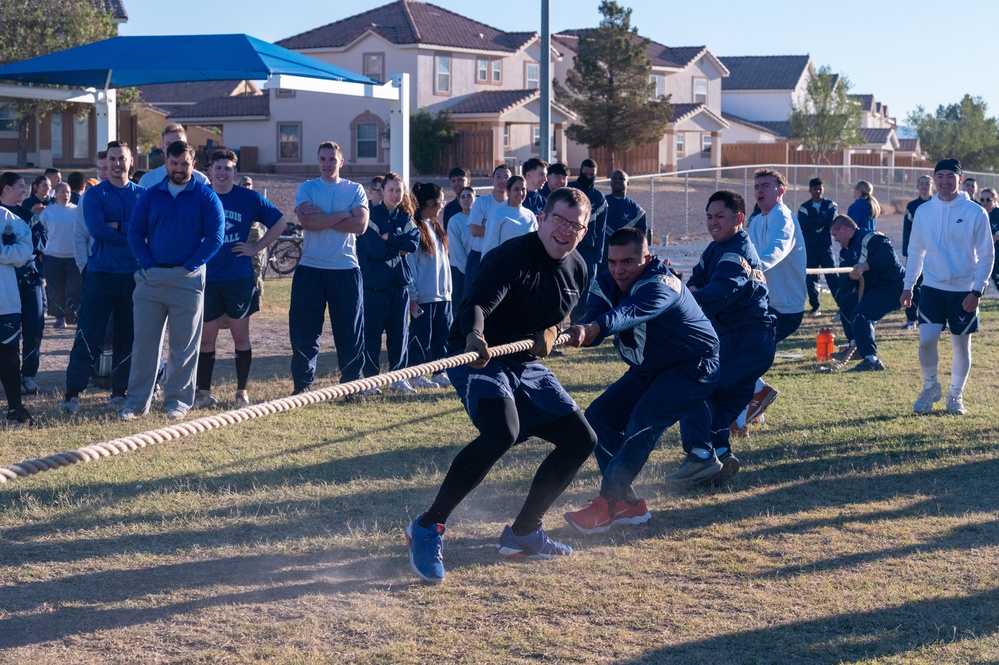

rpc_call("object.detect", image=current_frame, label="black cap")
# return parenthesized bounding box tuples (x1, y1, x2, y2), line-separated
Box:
(934, 158, 963, 175)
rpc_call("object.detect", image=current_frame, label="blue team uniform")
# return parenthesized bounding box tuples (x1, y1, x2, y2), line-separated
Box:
(797, 197, 839, 310)
(523, 189, 547, 217)
(569, 180, 607, 322)
(835, 230, 903, 359)
(583, 258, 720, 503)
(600, 196, 647, 272)
(680, 230, 776, 458)
(357, 203, 420, 377)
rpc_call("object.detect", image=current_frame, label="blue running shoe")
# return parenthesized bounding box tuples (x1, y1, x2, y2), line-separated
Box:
(405, 515, 446, 583)
(497, 524, 571, 559)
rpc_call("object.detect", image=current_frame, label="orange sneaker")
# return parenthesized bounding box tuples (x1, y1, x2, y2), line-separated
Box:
(564, 496, 651, 535)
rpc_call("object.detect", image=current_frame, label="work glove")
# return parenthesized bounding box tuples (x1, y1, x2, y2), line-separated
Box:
(465, 332, 491, 369)
(530, 326, 559, 358)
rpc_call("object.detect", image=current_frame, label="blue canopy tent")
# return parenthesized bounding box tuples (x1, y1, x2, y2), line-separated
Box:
(0, 34, 410, 178)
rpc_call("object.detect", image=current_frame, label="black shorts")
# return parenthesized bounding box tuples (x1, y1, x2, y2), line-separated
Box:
(918, 285, 979, 334)
(203, 277, 259, 322)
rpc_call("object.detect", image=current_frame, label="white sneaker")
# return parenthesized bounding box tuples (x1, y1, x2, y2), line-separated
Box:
(192, 394, 217, 410)
(234, 393, 250, 409)
(59, 396, 80, 414)
(390, 380, 417, 394)
(432, 372, 452, 388)
(166, 408, 186, 420)
(411, 376, 440, 389)
(361, 386, 382, 396)
(946, 393, 967, 415)
(119, 408, 139, 422)
(913, 381, 942, 415)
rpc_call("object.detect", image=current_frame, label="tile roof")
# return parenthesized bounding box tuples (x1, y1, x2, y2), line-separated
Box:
(446, 89, 536, 114)
(851, 94, 875, 111)
(858, 127, 894, 145)
(722, 112, 785, 136)
(88, 0, 127, 21)
(169, 95, 270, 120)
(138, 81, 260, 105)
(718, 55, 811, 91)
(898, 138, 920, 152)
(277, 0, 532, 53)
(553, 31, 705, 70)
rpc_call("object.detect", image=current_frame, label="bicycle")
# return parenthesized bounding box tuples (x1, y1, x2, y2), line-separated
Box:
(265, 234, 303, 277)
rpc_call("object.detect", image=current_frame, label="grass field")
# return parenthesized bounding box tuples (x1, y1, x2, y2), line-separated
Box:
(1, 280, 998, 664)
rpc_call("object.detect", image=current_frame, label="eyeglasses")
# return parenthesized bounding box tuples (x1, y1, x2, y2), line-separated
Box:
(548, 213, 586, 234)
(981, 197, 994, 203)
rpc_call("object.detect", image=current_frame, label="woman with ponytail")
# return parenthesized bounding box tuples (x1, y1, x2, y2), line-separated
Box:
(848, 180, 881, 232)
(406, 182, 453, 389)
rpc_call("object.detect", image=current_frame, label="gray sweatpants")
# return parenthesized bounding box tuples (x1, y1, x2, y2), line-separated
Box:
(124, 266, 206, 415)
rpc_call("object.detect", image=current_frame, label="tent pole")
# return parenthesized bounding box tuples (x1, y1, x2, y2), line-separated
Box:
(389, 73, 409, 185)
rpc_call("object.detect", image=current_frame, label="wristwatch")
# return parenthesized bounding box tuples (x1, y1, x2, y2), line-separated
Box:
(971, 290, 983, 298)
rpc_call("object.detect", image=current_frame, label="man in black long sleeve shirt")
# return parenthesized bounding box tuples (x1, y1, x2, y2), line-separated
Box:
(901, 175, 933, 327)
(406, 188, 596, 583)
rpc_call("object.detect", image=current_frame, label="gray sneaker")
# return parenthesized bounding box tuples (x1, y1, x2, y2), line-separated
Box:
(913, 381, 942, 415)
(20, 376, 38, 395)
(108, 395, 127, 411)
(390, 380, 417, 394)
(946, 393, 967, 415)
(119, 408, 139, 422)
(665, 453, 723, 487)
(411, 376, 440, 389)
(59, 396, 80, 414)
(192, 394, 217, 410)
(166, 408, 186, 421)
(432, 372, 452, 388)
(234, 393, 250, 409)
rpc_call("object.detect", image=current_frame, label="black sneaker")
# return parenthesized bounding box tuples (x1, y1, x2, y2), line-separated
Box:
(665, 453, 722, 487)
(5, 406, 33, 426)
(713, 451, 741, 483)
(848, 358, 886, 372)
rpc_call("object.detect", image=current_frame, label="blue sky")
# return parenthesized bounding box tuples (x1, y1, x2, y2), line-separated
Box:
(120, 0, 989, 125)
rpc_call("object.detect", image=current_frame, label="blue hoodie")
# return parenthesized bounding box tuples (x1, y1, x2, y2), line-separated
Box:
(585, 257, 718, 374)
(82, 180, 144, 274)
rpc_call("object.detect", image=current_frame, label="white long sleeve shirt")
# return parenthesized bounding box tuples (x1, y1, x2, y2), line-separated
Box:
(904, 192, 994, 293)
(745, 201, 807, 314)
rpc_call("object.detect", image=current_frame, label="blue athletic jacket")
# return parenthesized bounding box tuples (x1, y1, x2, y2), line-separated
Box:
(82, 181, 144, 274)
(357, 203, 419, 290)
(127, 178, 224, 271)
(838, 230, 904, 293)
(584, 258, 718, 374)
(796, 198, 838, 248)
(688, 230, 774, 337)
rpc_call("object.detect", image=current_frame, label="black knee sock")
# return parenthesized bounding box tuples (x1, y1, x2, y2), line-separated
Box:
(196, 351, 216, 392)
(234, 348, 252, 391)
(0, 343, 23, 410)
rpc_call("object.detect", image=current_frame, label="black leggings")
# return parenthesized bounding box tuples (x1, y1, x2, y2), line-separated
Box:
(422, 398, 596, 534)
(0, 342, 22, 410)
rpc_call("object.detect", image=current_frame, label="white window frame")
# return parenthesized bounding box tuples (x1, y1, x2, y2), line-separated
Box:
(649, 74, 665, 100)
(693, 78, 708, 104)
(435, 54, 452, 95)
(356, 122, 378, 159)
(277, 122, 302, 162)
(675, 132, 685, 155)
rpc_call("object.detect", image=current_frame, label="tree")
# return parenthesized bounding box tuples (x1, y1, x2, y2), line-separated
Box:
(907, 95, 999, 171)
(788, 66, 862, 165)
(555, 1, 672, 174)
(0, 0, 119, 167)
(409, 109, 458, 175)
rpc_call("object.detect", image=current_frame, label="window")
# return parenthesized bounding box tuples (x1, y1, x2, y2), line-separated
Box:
(649, 74, 665, 100)
(73, 111, 89, 159)
(50, 114, 62, 159)
(435, 55, 451, 94)
(363, 53, 385, 82)
(675, 133, 685, 155)
(356, 122, 378, 159)
(503, 124, 510, 148)
(702, 134, 712, 153)
(477, 58, 489, 82)
(277, 122, 302, 161)
(0, 106, 17, 132)
(275, 88, 296, 98)
(526, 62, 540, 89)
(532, 125, 540, 149)
(693, 78, 708, 104)
(476, 57, 503, 85)
(492, 60, 502, 83)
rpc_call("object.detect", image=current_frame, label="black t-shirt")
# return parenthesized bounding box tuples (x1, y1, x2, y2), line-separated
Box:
(451, 232, 587, 361)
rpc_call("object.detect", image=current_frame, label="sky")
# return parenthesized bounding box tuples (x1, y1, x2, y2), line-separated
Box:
(119, 0, 990, 126)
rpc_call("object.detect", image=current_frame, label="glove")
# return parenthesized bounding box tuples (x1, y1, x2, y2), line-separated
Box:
(465, 332, 491, 369)
(2, 225, 14, 246)
(530, 326, 559, 358)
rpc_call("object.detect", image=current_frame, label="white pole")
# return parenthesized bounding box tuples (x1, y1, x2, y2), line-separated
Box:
(390, 73, 410, 184)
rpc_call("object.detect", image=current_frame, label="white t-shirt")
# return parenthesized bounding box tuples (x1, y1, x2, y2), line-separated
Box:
(481, 204, 537, 257)
(293, 177, 368, 270)
(40, 203, 79, 259)
(466, 193, 506, 253)
(138, 165, 209, 189)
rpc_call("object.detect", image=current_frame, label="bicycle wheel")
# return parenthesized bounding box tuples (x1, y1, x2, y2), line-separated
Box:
(269, 239, 302, 275)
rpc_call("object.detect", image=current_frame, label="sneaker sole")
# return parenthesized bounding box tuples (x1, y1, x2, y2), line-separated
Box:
(496, 546, 569, 560)
(405, 523, 444, 583)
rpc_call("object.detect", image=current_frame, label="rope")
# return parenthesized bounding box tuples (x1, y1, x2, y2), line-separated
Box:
(0, 334, 568, 486)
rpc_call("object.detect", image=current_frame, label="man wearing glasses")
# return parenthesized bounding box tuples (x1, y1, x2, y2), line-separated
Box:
(405, 188, 595, 583)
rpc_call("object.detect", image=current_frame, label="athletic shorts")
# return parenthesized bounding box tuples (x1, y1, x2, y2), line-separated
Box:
(918, 285, 979, 334)
(0, 313, 21, 346)
(447, 358, 578, 439)
(203, 276, 259, 322)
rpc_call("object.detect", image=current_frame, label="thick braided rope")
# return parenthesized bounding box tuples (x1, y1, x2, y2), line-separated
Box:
(0, 334, 568, 486)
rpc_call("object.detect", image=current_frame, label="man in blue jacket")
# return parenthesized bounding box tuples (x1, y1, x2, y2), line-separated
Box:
(59, 140, 143, 415)
(797, 177, 839, 315)
(563, 227, 720, 534)
(831, 214, 904, 371)
(680, 190, 776, 484)
(121, 140, 224, 420)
